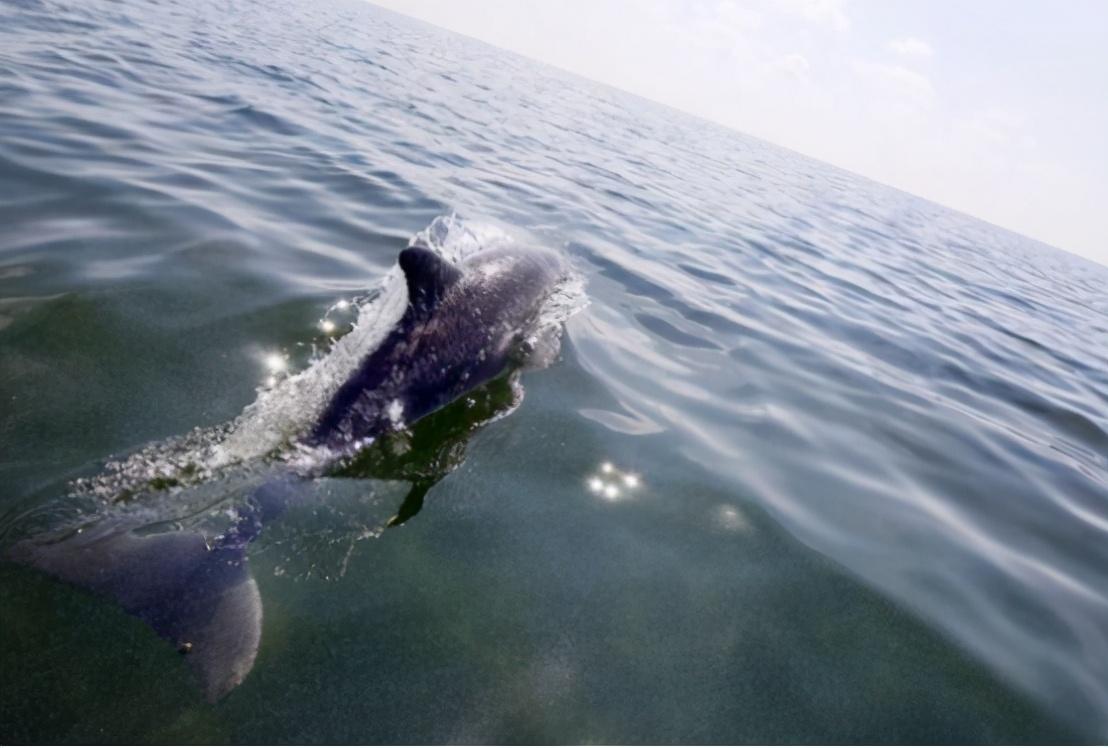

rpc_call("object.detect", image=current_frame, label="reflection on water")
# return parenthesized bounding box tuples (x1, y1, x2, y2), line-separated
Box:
(585, 460, 642, 502)
(263, 352, 286, 373)
(334, 371, 525, 525)
(714, 504, 751, 534)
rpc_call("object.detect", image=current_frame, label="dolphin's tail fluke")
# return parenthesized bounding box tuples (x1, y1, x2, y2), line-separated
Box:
(5, 478, 300, 701)
(8, 521, 261, 701)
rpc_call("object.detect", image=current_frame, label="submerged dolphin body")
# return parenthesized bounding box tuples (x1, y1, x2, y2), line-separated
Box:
(8, 240, 571, 701)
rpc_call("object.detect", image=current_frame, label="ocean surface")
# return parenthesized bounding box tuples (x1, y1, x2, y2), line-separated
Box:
(2, 0, 1107, 743)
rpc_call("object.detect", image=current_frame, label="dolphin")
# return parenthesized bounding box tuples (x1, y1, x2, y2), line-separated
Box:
(311, 243, 564, 451)
(6, 240, 572, 701)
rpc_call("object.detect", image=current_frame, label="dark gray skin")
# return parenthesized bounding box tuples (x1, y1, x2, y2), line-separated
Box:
(7, 242, 569, 702)
(311, 243, 564, 450)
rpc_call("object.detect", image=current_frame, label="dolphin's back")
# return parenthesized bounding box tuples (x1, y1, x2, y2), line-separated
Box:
(310, 244, 563, 450)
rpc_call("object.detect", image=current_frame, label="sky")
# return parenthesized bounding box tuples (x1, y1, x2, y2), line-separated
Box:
(370, 0, 1108, 266)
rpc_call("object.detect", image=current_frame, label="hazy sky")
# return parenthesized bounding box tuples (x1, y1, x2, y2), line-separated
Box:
(371, 0, 1107, 266)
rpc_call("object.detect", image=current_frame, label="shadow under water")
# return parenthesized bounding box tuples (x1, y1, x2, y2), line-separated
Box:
(333, 371, 524, 527)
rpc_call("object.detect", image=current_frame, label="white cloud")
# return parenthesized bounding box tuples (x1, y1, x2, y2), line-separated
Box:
(713, 0, 765, 34)
(853, 61, 935, 109)
(965, 108, 1036, 149)
(771, 52, 811, 79)
(888, 37, 934, 58)
(768, 0, 850, 31)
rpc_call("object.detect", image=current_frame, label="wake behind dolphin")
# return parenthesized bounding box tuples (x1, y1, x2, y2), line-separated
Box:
(4, 215, 586, 702)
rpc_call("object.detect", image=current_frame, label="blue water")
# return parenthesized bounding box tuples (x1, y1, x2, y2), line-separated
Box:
(2, 0, 1107, 742)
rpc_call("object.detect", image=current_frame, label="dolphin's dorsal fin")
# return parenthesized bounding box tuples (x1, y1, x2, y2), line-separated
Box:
(399, 246, 462, 312)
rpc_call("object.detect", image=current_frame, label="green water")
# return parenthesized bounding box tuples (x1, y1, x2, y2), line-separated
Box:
(2, 0, 1106, 742)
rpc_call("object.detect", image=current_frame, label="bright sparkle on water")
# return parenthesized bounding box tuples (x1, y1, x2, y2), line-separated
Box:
(716, 504, 750, 533)
(264, 353, 286, 372)
(588, 461, 643, 502)
(320, 319, 336, 334)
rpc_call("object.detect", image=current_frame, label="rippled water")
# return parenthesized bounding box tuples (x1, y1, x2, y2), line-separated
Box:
(2, 0, 1107, 743)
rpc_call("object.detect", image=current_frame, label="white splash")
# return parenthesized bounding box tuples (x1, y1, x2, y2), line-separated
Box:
(386, 398, 404, 426)
(215, 214, 521, 466)
(71, 214, 588, 503)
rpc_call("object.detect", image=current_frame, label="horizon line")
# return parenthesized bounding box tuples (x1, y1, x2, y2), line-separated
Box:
(367, 2, 1105, 272)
